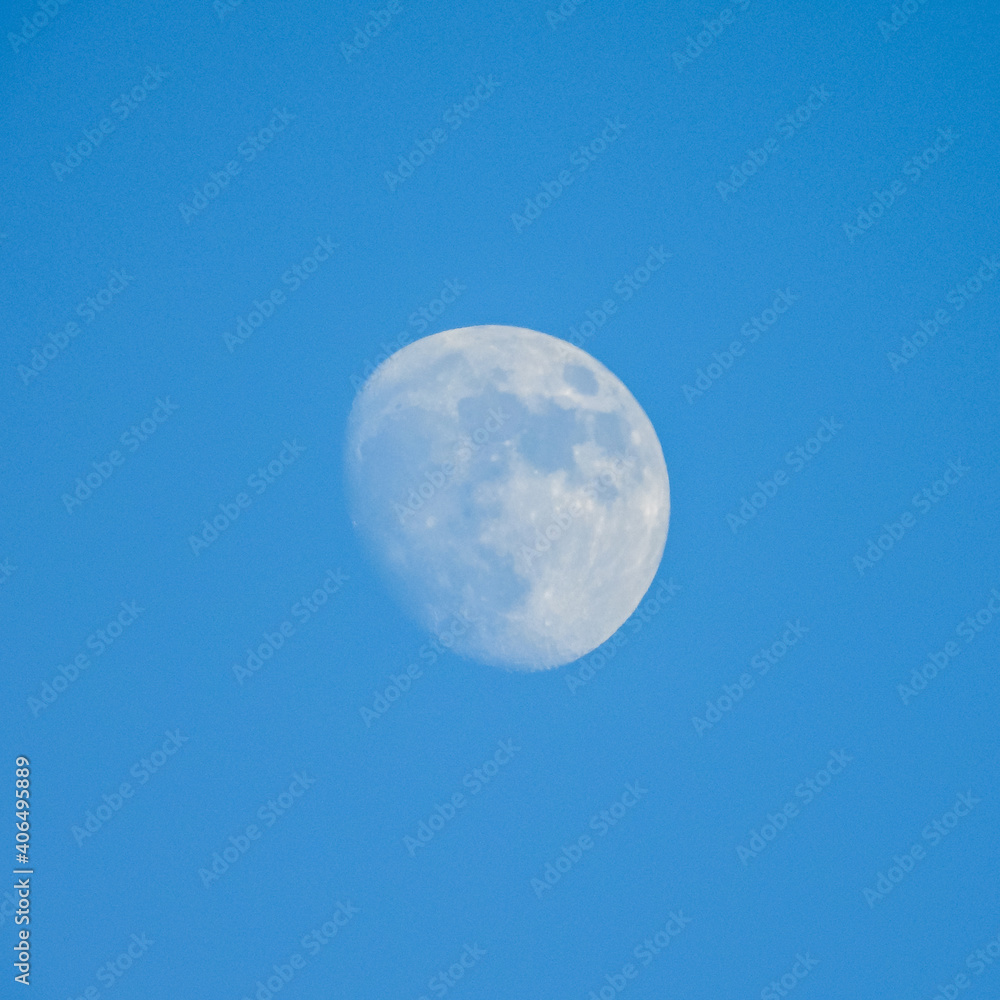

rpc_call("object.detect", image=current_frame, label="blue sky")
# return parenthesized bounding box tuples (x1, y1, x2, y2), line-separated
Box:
(2, 1, 999, 997)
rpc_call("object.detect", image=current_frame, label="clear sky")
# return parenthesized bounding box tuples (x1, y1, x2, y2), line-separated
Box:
(2, 1, 999, 998)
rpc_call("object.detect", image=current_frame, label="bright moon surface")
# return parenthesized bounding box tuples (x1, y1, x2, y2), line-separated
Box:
(345, 325, 670, 670)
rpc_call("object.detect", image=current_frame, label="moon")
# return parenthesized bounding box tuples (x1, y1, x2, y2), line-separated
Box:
(345, 325, 670, 670)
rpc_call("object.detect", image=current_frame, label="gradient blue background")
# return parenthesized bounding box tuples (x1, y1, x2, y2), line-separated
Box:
(2, 1, 999, 997)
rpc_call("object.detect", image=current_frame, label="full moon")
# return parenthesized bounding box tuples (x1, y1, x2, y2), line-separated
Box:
(345, 325, 670, 670)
